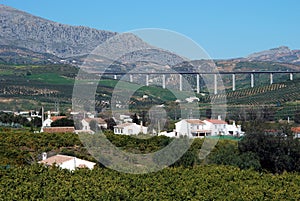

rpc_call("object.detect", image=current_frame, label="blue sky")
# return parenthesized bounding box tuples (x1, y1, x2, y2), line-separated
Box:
(2, 0, 300, 59)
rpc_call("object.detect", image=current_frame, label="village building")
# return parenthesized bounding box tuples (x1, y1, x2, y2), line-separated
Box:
(114, 122, 147, 135)
(39, 153, 96, 171)
(40, 110, 72, 133)
(292, 127, 300, 138)
(175, 119, 211, 137)
(202, 119, 228, 136)
(81, 118, 107, 131)
(164, 118, 244, 138)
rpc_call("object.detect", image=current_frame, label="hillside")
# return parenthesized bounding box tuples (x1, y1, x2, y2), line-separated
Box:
(0, 4, 117, 58)
(246, 46, 300, 64)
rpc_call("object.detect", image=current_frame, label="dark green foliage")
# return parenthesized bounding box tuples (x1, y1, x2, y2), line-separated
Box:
(51, 118, 74, 127)
(0, 112, 29, 127)
(105, 118, 116, 130)
(131, 113, 140, 124)
(294, 110, 300, 124)
(238, 127, 300, 173)
(208, 142, 261, 171)
(1, 164, 300, 200)
(0, 130, 83, 166)
(31, 117, 42, 127)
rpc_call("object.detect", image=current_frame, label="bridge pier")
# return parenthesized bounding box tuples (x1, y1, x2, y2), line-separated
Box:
(196, 74, 200, 93)
(162, 74, 166, 89)
(290, 73, 293, 81)
(146, 74, 149, 86)
(214, 74, 217, 95)
(232, 74, 236, 91)
(179, 74, 183, 91)
(251, 73, 254, 88)
(130, 74, 133, 82)
(270, 73, 273, 85)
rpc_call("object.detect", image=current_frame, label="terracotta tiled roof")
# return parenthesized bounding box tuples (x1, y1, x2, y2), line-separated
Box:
(43, 127, 75, 133)
(292, 127, 300, 133)
(83, 118, 106, 124)
(186, 119, 204, 124)
(51, 116, 67, 122)
(39, 155, 74, 165)
(205, 119, 228, 124)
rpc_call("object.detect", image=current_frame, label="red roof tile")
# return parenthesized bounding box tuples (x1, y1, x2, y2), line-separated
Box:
(43, 127, 75, 133)
(205, 119, 228, 124)
(186, 119, 204, 124)
(39, 155, 73, 165)
(83, 118, 106, 124)
(292, 127, 300, 133)
(51, 116, 67, 122)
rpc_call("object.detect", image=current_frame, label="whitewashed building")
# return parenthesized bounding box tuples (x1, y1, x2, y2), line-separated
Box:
(114, 123, 147, 135)
(81, 118, 107, 131)
(175, 119, 211, 137)
(170, 118, 244, 138)
(226, 121, 244, 136)
(39, 153, 96, 171)
(202, 119, 228, 136)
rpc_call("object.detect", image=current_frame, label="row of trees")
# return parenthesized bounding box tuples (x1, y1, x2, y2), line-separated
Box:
(1, 163, 300, 200)
(2, 120, 300, 174)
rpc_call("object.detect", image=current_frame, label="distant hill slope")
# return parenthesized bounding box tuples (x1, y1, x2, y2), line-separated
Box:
(0, 5, 185, 66)
(246, 46, 300, 65)
(0, 4, 117, 58)
(1, 4, 299, 70)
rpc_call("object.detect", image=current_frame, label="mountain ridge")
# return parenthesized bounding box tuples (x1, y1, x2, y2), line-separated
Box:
(0, 4, 300, 68)
(0, 4, 118, 58)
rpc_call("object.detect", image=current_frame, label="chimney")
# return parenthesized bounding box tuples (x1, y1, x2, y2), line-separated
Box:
(140, 121, 143, 133)
(41, 106, 44, 123)
(42, 152, 47, 160)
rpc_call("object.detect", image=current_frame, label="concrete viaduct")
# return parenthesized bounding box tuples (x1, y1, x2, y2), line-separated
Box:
(97, 71, 300, 95)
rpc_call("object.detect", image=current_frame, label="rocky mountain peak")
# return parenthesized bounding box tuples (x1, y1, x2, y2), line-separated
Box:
(0, 4, 118, 58)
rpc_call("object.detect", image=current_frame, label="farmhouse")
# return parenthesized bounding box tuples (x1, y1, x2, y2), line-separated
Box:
(175, 119, 211, 137)
(292, 127, 300, 138)
(114, 122, 147, 135)
(166, 118, 244, 138)
(41, 110, 69, 132)
(39, 153, 96, 171)
(81, 118, 107, 131)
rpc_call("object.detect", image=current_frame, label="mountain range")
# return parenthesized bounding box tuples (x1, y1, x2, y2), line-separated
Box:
(0, 4, 300, 67)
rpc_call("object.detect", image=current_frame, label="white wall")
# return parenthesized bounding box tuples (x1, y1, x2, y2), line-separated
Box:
(59, 158, 96, 171)
(114, 123, 147, 135)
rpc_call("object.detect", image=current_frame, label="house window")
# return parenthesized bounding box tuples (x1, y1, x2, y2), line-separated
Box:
(215, 125, 217, 129)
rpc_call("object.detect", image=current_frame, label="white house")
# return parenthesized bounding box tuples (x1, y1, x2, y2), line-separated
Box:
(226, 121, 244, 136)
(41, 111, 68, 132)
(173, 118, 244, 138)
(175, 119, 211, 137)
(42, 111, 53, 128)
(203, 119, 228, 136)
(81, 118, 107, 131)
(114, 123, 147, 135)
(39, 153, 96, 171)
